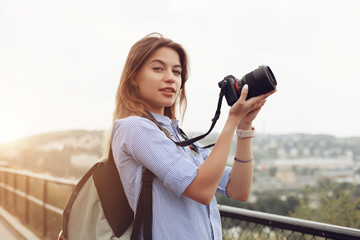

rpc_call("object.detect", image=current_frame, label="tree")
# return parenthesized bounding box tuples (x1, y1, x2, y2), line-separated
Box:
(216, 193, 299, 217)
(291, 180, 360, 228)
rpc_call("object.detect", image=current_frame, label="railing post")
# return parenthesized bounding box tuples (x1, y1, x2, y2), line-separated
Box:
(43, 180, 48, 237)
(25, 175, 30, 224)
(14, 173, 17, 216)
(0, 167, 77, 239)
(4, 171, 8, 209)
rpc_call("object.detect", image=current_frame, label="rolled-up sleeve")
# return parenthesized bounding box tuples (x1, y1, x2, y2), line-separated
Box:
(163, 158, 198, 197)
(217, 166, 231, 196)
(112, 117, 198, 197)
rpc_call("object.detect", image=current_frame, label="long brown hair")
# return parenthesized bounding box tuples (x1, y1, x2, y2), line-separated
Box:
(103, 33, 189, 156)
(114, 32, 189, 120)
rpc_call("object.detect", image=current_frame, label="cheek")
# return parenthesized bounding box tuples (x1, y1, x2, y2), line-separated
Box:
(135, 75, 151, 93)
(137, 84, 149, 98)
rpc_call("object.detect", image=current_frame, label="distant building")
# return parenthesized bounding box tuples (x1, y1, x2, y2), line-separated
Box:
(273, 158, 354, 170)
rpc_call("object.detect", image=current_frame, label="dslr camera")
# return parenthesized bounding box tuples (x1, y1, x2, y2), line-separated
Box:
(219, 65, 277, 106)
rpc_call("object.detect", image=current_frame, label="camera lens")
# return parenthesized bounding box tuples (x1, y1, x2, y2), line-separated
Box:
(237, 65, 277, 99)
(219, 65, 277, 106)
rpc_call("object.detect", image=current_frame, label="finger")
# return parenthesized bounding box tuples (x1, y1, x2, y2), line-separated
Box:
(264, 89, 277, 98)
(258, 99, 266, 107)
(261, 89, 276, 100)
(239, 84, 249, 101)
(259, 100, 266, 106)
(251, 99, 266, 113)
(245, 107, 262, 121)
(249, 89, 276, 104)
(251, 107, 262, 117)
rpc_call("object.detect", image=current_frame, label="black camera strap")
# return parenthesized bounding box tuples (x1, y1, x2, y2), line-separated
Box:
(145, 86, 226, 148)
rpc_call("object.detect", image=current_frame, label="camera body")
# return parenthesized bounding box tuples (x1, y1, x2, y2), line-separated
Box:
(218, 65, 277, 106)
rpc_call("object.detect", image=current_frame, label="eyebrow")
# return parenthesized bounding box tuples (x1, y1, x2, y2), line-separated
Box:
(150, 59, 182, 69)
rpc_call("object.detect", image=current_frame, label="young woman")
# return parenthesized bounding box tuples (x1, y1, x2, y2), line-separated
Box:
(109, 33, 275, 239)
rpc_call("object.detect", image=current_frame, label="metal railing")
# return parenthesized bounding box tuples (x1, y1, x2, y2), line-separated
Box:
(1, 166, 360, 240)
(0, 167, 76, 239)
(219, 205, 360, 239)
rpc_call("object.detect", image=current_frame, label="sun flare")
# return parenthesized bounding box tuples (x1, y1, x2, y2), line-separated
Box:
(0, 121, 24, 144)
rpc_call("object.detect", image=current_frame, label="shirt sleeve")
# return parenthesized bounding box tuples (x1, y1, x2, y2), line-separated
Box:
(112, 117, 198, 198)
(217, 166, 231, 196)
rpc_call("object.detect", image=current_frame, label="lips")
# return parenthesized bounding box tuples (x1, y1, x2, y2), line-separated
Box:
(159, 87, 176, 93)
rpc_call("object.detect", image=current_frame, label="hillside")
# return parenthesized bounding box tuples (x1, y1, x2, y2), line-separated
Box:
(0, 129, 359, 179)
(0, 130, 105, 178)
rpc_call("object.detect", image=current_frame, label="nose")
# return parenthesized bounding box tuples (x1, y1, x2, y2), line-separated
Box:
(164, 69, 176, 83)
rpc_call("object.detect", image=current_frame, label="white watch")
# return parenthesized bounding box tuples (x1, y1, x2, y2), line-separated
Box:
(236, 127, 255, 138)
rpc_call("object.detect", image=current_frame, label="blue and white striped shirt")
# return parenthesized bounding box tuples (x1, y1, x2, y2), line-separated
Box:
(112, 113, 231, 239)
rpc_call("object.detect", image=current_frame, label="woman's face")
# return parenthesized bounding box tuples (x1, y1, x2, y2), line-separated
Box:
(133, 47, 182, 115)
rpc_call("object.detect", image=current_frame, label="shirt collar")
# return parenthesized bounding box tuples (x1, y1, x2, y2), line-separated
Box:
(151, 112, 179, 127)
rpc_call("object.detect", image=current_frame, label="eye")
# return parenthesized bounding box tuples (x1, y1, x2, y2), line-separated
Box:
(173, 69, 182, 75)
(153, 67, 164, 72)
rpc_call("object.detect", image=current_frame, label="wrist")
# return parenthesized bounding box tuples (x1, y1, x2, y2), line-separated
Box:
(237, 122, 252, 130)
(226, 115, 242, 131)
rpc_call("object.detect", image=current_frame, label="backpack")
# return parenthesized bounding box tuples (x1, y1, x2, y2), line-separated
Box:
(58, 112, 209, 240)
(58, 144, 154, 240)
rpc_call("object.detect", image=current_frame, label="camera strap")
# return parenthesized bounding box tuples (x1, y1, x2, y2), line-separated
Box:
(145, 86, 226, 148)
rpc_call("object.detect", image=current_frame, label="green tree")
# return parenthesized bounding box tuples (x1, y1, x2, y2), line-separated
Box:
(291, 180, 360, 228)
(216, 193, 299, 217)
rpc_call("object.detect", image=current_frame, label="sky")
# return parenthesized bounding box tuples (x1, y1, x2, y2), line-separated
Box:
(1, 0, 360, 144)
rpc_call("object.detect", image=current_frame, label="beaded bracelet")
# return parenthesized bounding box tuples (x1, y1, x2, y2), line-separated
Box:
(234, 157, 253, 163)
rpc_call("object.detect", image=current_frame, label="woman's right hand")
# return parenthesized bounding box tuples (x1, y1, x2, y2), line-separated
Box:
(228, 84, 275, 126)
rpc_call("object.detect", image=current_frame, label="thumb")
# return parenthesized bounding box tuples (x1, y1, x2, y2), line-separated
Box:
(239, 84, 249, 101)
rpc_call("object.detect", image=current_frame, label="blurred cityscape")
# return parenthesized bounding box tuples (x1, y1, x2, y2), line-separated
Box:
(1, 130, 359, 228)
(1, 130, 359, 192)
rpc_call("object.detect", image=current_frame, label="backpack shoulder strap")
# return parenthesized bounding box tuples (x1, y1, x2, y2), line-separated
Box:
(61, 161, 102, 238)
(130, 168, 154, 240)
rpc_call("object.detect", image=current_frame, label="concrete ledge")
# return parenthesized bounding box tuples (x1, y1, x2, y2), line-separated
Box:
(0, 206, 40, 240)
